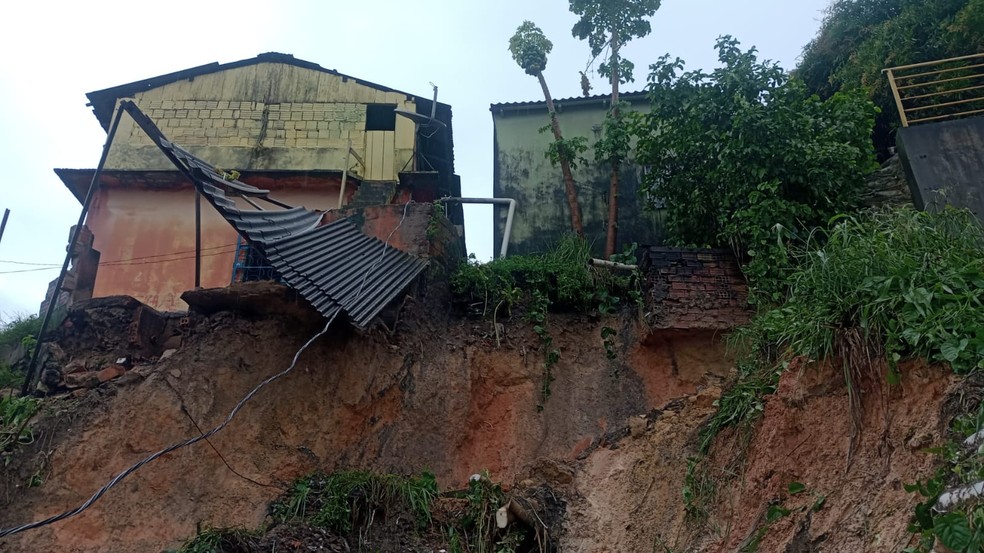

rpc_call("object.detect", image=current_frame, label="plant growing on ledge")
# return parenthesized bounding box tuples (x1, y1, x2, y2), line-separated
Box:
(451, 236, 641, 408)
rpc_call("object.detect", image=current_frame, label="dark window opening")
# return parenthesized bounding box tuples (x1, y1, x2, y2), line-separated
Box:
(365, 104, 397, 131)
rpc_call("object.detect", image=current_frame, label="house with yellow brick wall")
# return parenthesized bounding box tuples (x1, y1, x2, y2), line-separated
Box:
(55, 53, 460, 312)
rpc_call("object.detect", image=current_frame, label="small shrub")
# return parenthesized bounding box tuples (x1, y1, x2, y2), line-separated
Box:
(270, 470, 438, 536)
(178, 527, 260, 553)
(0, 314, 40, 352)
(0, 395, 39, 452)
(455, 471, 526, 553)
(746, 208, 984, 373)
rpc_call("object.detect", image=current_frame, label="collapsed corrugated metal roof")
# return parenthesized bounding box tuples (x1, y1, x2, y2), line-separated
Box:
(119, 100, 428, 329)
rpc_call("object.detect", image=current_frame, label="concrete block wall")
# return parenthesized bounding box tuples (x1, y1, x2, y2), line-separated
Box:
(127, 100, 368, 151)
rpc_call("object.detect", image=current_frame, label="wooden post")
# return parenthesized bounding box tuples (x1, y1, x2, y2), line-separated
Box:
(194, 187, 202, 288)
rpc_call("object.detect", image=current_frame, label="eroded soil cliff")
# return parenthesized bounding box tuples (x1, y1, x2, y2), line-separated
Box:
(0, 286, 959, 552)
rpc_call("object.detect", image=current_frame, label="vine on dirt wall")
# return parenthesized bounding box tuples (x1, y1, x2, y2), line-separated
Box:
(450, 236, 641, 409)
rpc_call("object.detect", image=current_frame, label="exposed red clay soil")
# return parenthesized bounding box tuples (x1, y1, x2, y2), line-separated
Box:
(0, 288, 730, 552)
(0, 286, 964, 552)
(698, 360, 955, 553)
(554, 359, 956, 553)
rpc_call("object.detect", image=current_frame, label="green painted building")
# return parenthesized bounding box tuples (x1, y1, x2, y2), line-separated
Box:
(490, 91, 664, 256)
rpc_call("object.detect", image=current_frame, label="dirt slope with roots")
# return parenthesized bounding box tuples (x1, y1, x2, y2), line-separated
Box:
(0, 286, 960, 552)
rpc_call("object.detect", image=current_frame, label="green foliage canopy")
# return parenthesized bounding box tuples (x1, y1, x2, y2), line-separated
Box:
(797, 0, 984, 156)
(635, 37, 878, 297)
(508, 21, 553, 76)
(569, 0, 661, 83)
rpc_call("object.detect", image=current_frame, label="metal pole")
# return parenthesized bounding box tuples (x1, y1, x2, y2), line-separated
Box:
(338, 138, 352, 209)
(195, 187, 202, 288)
(22, 104, 126, 395)
(0, 209, 9, 247)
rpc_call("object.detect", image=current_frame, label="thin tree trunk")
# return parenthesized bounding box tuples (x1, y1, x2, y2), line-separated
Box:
(537, 71, 585, 238)
(605, 37, 621, 258)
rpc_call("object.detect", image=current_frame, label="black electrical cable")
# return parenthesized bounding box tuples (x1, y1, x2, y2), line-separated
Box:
(0, 314, 334, 538)
(177, 403, 278, 489)
(0, 199, 415, 539)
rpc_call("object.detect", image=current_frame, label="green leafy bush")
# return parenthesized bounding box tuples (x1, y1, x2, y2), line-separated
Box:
(798, 0, 984, 157)
(0, 314, 40, 352)
(746, 208, 984, 373)
(0, 314, 41, 389)
(635, 37, 878, 300)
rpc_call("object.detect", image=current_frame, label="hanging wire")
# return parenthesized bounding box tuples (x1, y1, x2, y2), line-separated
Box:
(0, 199, 415, 539)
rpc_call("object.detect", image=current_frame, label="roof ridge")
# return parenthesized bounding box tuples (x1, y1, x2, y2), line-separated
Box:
(85, 53, 448, 131)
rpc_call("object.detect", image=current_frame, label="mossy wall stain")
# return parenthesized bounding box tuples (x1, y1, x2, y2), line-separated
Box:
(492, 94, 665, 256)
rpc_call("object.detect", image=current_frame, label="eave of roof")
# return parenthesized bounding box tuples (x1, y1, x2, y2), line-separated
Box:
(53, 168, 351, 204)
(86, 52, 451, 131)
(489, 90, 649, 114)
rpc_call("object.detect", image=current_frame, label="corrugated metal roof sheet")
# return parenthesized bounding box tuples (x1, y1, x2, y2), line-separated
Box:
(119, 100, 428, 329)
(489, 90, 648, 111)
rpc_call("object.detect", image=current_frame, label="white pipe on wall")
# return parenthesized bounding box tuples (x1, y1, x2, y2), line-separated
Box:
(440, 197, 517, 259)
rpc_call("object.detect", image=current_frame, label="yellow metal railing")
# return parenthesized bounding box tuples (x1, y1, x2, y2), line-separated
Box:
(884, 53, 984, 127)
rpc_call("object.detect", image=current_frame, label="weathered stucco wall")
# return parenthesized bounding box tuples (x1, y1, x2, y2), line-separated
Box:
(491, 95, 664, 256)
(898, 116, 984, 216)
(106, 63, 417, 181)
(85, 184, 346, 312)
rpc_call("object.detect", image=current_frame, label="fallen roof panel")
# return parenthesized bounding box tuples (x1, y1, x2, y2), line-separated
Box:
(119, 100, 428, 329)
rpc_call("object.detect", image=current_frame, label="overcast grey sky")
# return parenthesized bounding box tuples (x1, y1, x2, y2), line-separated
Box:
(0, 0, 831, 317)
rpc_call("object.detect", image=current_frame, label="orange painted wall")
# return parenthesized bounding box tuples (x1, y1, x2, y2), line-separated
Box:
(86, 184, 345, 312)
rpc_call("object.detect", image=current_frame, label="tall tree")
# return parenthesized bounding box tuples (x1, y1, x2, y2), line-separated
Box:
(509, 21, 585, 238)
(570, 0, 661, 257)
(636, 37, 878, 298)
